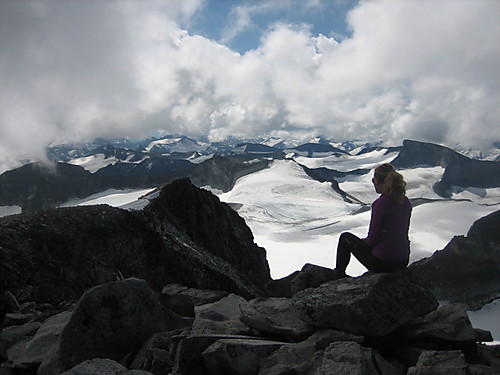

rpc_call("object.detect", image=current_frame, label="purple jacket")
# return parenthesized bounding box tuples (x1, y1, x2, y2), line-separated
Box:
(363, 194, 412, 262)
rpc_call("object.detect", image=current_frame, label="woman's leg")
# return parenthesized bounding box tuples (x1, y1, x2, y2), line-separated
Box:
(336, 232, 408, 274)
(335, 232, 371, 275)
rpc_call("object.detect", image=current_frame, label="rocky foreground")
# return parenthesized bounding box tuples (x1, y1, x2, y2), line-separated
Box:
(0, 179, 499, 374)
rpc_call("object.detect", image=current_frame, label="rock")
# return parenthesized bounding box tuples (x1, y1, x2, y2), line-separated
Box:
(0, 321, 41, 358)
(202, 338, 284, 375)
(171, 334, 256, 375)
(10, 311, 71, 369)
(39, 278, 191, 375)
(259, 330, 363, 375)
(0, 205, 172, 309)
(264, 264, 340, 298)
(263, 271, 300, 298)
(158, 292, 195, 317)
(143, 178, 271, 290)
(191, 294, 252, 336)
(60, 358, 154, 375)
(240, 297, 314, 342)
(130, 330, 184, 374)
(406, 350, 469, 375)
(162, 284, 230, 307)
(291, 271, 438, 337)
(59, 358, 127, 375)
(409, 210, 500, 310)
(402, 303, 477, 342)
(0, 178, 273, 316)
(195, 294, 247, 320)
(318, 341, 402, 375)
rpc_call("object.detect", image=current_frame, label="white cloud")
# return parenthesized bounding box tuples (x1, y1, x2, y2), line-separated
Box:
(0, 0, 499, 168)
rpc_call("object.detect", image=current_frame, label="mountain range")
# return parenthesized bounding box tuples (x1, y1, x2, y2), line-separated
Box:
(1, 137, 499, 214)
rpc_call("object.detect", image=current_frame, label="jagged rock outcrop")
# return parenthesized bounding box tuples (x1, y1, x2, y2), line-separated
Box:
(408, 210, 500, 310)
(0, 178, 271, 317)
(141, 178, 271, 289)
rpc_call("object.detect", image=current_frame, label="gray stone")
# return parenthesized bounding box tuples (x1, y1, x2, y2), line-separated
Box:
(202, 338, 284, 375)
(292, 271, 438, 336)
(240, 297, 314, 342)
(191, 293, 252, 335)
(171, 334, 254, 375)
(162, 284, 230, 306)
(39, 278, 191, 375)
(195, 293, 247, 319)
(259, 330, 364, 375)
(59, 358, 127, 375)
(0, 321, 41, 358)
(191, 317, 253, 336)
(11, 311, 71, 368)
(406, 350, 469, 375)
(403, 303, 477, 342)
(264, 264, 341, 298)
(318, 341, 401, 375)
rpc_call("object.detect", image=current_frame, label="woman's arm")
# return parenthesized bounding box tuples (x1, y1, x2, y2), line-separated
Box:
(363, 197, 385, 247)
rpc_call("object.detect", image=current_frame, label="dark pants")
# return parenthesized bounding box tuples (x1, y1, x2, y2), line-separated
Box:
(336, 232, 408, 274)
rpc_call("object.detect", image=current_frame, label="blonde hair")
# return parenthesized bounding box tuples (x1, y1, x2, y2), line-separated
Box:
(374, 163, 407, 203)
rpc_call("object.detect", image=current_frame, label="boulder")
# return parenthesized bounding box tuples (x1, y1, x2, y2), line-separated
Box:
(202, 338, 284, 375)
(409, 210, 500, 310)
(259, 330, 363, 375)
(406, 350, 469, 375)
(402, 303, 477, 342)
(319, 341, 402, 375)
(191, 294, 251, 336)
(59, 358, 154, 375)
(171, 334, 257, 375)
(291, 271, 438, 336)
(240, 297, 314, 342)
(264, 263, 340, 298)
(10, 311, 71, 369)
(162, 284, 230, 307)
(39, 278, 191, 375)
(59, 358, 127, 375)
(0, 321, 41, 359)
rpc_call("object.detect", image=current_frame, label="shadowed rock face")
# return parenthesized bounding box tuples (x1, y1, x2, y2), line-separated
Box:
(141, 178, 271, 289)
(0, 154, 271, 212)
(391, 139, 500, 198)
(408, 210, 500, 310)
(391, 139, 469, 169)
(0, 178, 271, 316)
(433, 158, 500, 197)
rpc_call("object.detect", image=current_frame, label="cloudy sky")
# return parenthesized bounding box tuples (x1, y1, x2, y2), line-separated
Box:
(1, 0, 499, 165)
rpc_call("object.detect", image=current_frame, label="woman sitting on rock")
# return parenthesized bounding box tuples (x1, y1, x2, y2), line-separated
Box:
(334, 163, 412, 277)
